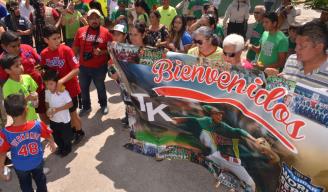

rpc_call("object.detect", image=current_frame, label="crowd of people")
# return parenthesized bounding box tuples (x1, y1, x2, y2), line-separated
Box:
(0, 0, 326, 191)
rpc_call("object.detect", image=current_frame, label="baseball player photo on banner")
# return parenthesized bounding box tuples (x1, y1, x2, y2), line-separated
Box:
(108, 43, 328, 192)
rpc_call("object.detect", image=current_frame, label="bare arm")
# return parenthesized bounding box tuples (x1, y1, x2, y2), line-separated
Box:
(266, 52, 287, 69)
(54, 101, 73, 113)
(80, 16, 88, 26)
(55, 14, 63, 29)
(72, 45, 79, 56)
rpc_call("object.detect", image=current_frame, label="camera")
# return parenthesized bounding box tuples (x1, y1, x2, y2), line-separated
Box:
(83, 52, 93, 61)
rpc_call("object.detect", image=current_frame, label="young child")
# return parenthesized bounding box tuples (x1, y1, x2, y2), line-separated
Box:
(41, 25, 84, 144)
(0, 94, 56, 191)
(44, 69, 74, 157)
(1, 54, 39, 121)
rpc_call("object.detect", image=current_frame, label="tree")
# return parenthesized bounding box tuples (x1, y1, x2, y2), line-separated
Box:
(300, 0, 328, 11)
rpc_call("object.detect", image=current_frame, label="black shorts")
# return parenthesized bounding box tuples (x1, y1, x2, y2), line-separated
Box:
(69, 94, 81, 113)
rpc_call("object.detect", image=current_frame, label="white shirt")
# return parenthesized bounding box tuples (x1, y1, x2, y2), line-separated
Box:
(223, 2, 249, 25)
(19, 1, 34, 20)
(45, 90, 72, 123)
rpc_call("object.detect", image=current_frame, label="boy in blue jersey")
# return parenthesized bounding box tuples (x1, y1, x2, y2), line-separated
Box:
(0, 94, 56, 192)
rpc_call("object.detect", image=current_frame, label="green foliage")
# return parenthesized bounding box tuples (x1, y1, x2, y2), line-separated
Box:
(294, 0, 328, 11)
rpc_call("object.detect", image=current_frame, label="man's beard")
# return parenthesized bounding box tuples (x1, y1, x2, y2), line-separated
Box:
(90, 24, 100, 29)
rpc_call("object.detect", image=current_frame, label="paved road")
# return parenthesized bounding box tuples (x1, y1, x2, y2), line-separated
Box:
(0, 6, 321, 192)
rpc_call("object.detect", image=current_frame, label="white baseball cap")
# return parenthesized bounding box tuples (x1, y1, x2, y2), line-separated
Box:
(112, 24, 127, 34)
(87, 9, 102, 17)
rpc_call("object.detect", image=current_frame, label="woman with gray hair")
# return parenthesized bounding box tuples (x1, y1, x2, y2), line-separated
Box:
(187, 26, 222, 60)
(223, 0, 250, 38)
(223, 34, 253, 69)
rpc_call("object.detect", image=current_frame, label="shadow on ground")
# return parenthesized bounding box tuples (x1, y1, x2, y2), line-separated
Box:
(94, 125, 217, 192)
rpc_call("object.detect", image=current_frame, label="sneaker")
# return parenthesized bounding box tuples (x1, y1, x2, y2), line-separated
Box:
(101, 106, 108, 115)
(79, 108, 91, 117)
(43, 167, 50, 175)
(73, 130, 85, 145)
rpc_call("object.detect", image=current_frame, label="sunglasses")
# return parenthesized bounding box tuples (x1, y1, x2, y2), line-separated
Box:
(223, 51, 236, 57)
(254, 12, 261, 14)
(193, 39, 203, 45)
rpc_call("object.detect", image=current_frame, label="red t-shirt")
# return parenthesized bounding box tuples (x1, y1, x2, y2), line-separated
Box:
(40, 44, 81, 98)
(0, 121, 52, 153)
(0, 45, 44, 92)
(73, 26, 112, 68)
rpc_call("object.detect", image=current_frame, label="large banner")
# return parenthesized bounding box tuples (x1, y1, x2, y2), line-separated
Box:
(109, 43, 328, 192)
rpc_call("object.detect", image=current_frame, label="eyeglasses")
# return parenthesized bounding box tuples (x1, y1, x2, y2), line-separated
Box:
(193, 39, 203, 45)
(254, 12, 261, 14)
(223, 51, 236, 57)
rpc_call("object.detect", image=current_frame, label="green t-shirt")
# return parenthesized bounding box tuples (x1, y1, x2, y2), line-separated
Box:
(74, 3, 89, 16)
(188, 0, 209, 19)
(258, 31, 288, 67)
(157, 6, 177, 29)
(138, 13, 150, 26)
(214, 24, 224, 40)
(178, 116, 249, 158)
(3, 75, 38, 121)
(63, 11, 83, 40)
(246, 22, 265, 62)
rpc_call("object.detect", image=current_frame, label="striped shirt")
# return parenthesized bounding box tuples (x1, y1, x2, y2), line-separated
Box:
(282, 54, 328, 89)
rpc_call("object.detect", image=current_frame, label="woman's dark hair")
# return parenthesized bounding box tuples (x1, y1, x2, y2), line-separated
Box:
(203, 14, 217, 29)
(89, 0, 105, 16)
(204, 4, 218, 24)
(134, 0, 150, 15)
(128, 22, 155, 46)
(43, 69, 59, 82)
(0, 31, 20, 45)
(169, 16, 187, 50)
(150, 10, 161, 20)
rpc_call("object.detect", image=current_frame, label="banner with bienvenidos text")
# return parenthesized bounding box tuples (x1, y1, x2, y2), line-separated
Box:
(109, 43, 327, 192)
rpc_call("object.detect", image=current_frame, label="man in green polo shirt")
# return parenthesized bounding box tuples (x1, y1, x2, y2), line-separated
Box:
(156, 0, 177, 29)
(247, 5, 265, 62)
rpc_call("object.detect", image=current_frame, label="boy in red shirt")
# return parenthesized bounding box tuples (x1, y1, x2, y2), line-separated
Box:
(0, 94, 56, 192)
(41, 25, 85, 144)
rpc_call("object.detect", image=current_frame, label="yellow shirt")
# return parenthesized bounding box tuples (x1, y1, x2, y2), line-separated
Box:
(188, 46, 223, 60)
(157, 6, 177, 29)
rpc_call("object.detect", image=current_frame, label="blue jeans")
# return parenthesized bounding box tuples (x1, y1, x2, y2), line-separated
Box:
(15, 161, 47, 192)
(79, 64, 108, 109)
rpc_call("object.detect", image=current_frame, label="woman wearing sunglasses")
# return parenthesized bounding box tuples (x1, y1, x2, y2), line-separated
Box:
(187, 26, 222, 60)
(222, 34, 253, 69)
